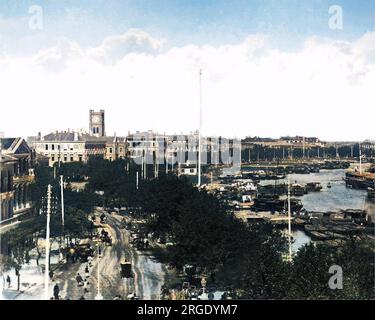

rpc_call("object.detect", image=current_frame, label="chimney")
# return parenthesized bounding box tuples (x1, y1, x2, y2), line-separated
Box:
(74, 131, 79, 141)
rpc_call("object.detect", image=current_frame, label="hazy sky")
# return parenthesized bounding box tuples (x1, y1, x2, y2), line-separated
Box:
(0, 0, 374, 140)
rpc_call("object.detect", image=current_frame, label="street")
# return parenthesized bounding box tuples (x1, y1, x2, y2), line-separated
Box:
(1, 211, 169, 300)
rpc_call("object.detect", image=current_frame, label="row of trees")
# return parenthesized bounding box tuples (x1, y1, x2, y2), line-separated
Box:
(136, 175, 374, 299)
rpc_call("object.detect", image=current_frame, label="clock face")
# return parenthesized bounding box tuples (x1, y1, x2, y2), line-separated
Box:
(92, 115, 101, 123)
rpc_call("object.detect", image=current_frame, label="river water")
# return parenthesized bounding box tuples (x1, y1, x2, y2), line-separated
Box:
(277, 169, 374, 252)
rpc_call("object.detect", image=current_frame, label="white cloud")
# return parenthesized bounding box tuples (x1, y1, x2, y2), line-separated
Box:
(86, 29, 165, 64)
(0, 30, 374, 141)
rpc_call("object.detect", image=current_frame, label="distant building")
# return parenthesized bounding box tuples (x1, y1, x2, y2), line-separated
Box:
(126, 131, 233, 167)
(31, 110, 126, 166)
(32, 131, 126, 167)
(280, 136, 323, 146)
(178, 163, 198, 176)
(0, 138, 35, 224)
(105, 136, 126, 161)
(362, 140, 375, 152)
(89, 109, 105, 137)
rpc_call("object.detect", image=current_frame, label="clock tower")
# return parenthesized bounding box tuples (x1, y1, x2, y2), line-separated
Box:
(89, 109, 105, 137)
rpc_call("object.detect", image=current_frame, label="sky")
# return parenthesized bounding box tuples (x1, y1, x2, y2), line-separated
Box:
(0, 0, 374, 141)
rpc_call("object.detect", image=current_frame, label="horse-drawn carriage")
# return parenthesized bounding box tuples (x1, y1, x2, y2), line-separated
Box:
(100, 229, 112, 246)
(65, 243, 94, 263)
(100, 213, 107, 224)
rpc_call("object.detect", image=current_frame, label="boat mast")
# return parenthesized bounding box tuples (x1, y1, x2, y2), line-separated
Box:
(287, 177, 292, 261)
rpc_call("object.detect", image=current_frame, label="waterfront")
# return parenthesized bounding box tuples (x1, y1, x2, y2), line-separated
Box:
(277, 169, 373, 251)
(283, 169, 369, 212)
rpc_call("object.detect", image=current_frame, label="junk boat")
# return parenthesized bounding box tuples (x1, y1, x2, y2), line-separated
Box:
(251, 195, 303, 213)
(344, 170, 375, 190)
(306, 182, 322, 192)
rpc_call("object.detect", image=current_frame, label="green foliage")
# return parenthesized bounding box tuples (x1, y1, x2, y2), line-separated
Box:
(137, 175, 288, 292)
(58, 162, 88, 182)
(29, 164, 54, 209)
(63, 189, 98, 213)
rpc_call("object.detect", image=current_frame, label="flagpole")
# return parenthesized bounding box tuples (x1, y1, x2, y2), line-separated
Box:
(198, 69, 202, 187)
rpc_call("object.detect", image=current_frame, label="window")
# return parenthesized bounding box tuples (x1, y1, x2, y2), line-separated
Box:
(64, 156, 67, 162)
(119, 148, 123, 152)
(45, 144, 48, 151)
(51, 156, 55, 162)
(79, 155, 83, 162)
(51, 144, 55, 151)
(70, 156, 74, 162)
(109, 148, 113, 153)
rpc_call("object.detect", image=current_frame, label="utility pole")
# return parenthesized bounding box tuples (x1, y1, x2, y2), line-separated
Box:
(60, 176, 65, 227)
(141, 153, 144, 179)
(171, 153, 174, 172)
(303, 137, 305, 159)
(44, 184, 52, 300)
(136, 171, 139, 190)
(144, 155, 147, 179)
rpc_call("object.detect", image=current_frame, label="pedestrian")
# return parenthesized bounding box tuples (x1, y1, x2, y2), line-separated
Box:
(87, 255, 93, 267)
(83, 280, 89, 293)
(53, 283, 60, 300)
(76, 273, 84, 286)
(6, 275, 11, 288)
(85, 265, 89, 277)
(49, 270, 54, 280)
